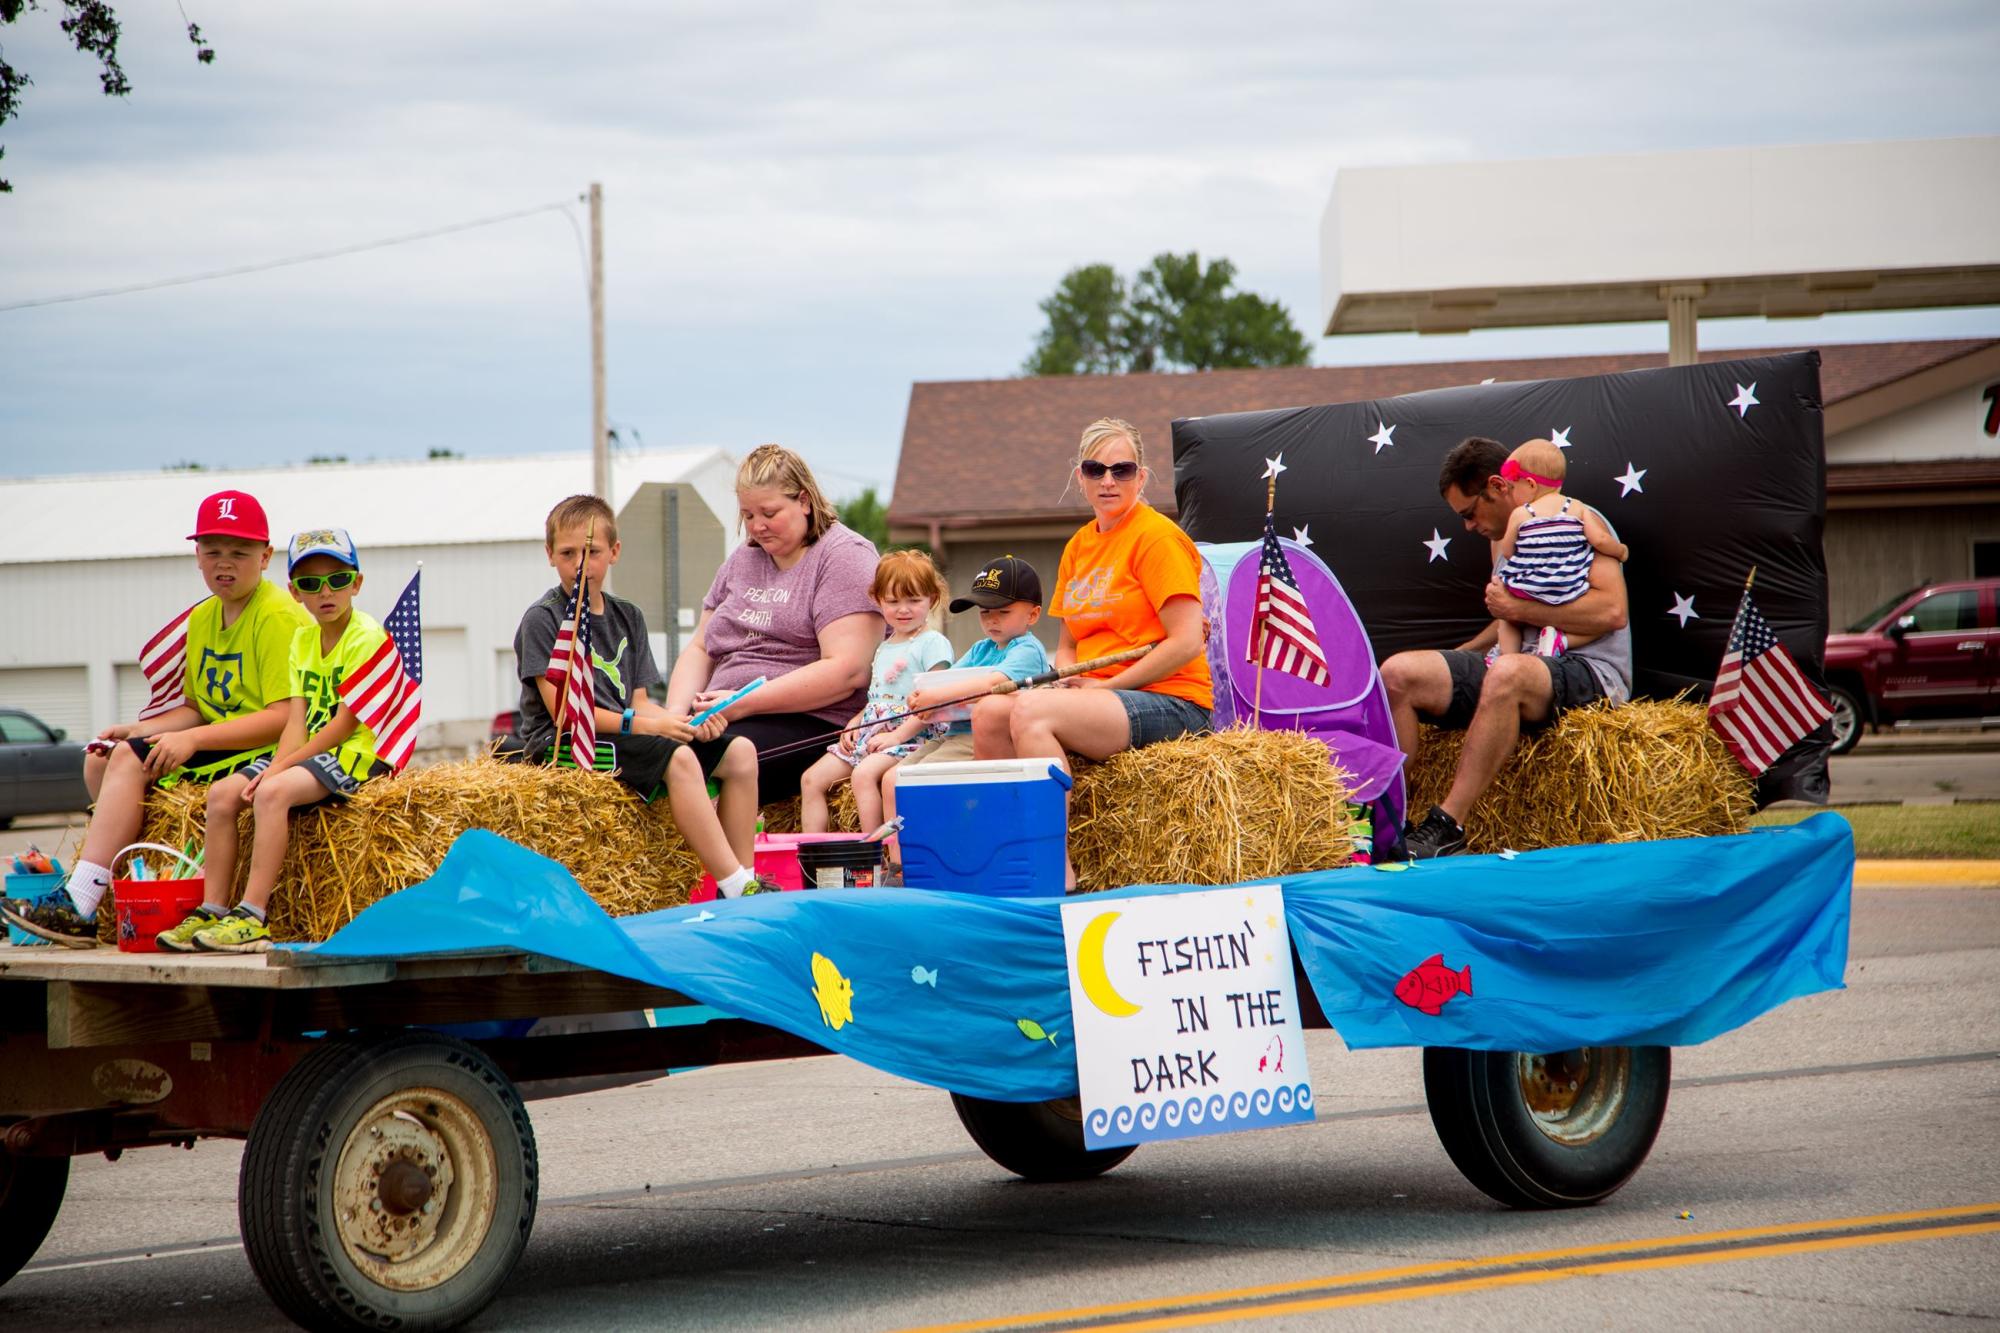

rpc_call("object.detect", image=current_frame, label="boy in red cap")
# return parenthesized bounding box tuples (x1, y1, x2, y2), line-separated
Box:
(1, 490, 311, 948)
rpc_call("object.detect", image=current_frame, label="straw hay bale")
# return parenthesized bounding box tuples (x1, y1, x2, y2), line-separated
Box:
(1404, 698, 1754, 854)
(135, 757, 812, 944)
(832, 727, 1355, 891)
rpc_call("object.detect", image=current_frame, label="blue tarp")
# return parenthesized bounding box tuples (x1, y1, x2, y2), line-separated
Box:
(306, 814, 1853, 1102)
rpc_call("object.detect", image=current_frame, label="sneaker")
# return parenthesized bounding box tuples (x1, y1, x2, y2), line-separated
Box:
(740, 876, 778, 896)
(155, 907, 225, 953)
(1533, 626, 1567, 657)
(1, 885, 100, 949)
(191, 907, 271, 953)
(1404, 805, 1469, 860)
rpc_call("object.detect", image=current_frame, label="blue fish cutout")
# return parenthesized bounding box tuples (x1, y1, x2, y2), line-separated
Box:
(910, 965, 938, 988)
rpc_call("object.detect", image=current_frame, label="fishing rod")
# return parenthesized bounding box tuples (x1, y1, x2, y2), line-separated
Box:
(750, 644, 1158, 764)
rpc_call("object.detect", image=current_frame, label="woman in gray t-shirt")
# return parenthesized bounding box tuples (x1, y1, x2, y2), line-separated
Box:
(663, 445, 884, 801)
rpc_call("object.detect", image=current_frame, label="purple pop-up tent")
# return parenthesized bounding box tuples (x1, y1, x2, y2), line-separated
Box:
(1199, 538, 1407, 840)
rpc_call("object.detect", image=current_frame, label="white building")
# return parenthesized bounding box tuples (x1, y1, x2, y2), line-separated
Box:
(0, 449, 741, 743)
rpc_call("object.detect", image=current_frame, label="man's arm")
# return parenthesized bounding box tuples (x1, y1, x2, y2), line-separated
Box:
(1485, 550, 1628, 635)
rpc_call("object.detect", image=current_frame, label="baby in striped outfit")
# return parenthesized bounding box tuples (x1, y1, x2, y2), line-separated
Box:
(1491, 439, 1628, 659)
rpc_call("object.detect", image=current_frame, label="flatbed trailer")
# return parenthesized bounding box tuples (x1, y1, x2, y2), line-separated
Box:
(0, 937, 1670, 1331)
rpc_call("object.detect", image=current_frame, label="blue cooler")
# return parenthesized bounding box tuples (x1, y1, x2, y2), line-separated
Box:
(896, 758, 1071, 897)
(5, 860, 63, 947)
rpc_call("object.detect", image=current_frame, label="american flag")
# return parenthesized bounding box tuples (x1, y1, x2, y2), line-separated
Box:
(137, 602, 199, 721)
(339, 571, 425, 772)
(1249, 513, 1329, 687)
(1708, 588, 1832, 776)
(543, 562, 596, 767)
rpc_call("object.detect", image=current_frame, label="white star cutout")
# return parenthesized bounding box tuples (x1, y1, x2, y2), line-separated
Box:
(1668, 592, 1699, 628)
(1615, 463, 1647, 497)
(1422, 528, 1451, 563)
(1479, 377, 1497, 385)
(1292, 524, 1314, 549)
(1368, 422, 1396, 454)
(1261, 453, 1287, 480)
(1728, 382, 1759, 417)
(1550, 426, 1573, 450)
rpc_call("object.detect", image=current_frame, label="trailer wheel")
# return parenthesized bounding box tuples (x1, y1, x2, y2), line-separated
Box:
(239, 1033, 537, 1331)
(950, 1094, 1137, 1182)
(0, 1151, 69, 1288)
(1423, 1045, 1669, 1209)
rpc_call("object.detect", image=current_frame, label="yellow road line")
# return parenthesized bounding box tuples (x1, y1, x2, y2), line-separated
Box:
(895, 1202, 2000, 1333)
(1854, 860, 2000, 888)
(1066, 1220, 2000, 1331)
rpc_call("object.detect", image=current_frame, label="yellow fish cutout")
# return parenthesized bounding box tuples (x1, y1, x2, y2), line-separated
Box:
(811, 952, 856, 1031)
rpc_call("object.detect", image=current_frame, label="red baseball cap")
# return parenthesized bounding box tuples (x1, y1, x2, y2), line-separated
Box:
(187, 490, 271, 543)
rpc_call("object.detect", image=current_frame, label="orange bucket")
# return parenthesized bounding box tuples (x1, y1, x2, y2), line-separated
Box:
(111, 844, 207, 954)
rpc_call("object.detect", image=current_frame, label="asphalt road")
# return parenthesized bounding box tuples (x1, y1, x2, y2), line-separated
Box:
(5, 885, 1997, 1331)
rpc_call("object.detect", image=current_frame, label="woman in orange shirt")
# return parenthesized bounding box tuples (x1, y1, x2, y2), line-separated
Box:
(971, 418, 1212, 771)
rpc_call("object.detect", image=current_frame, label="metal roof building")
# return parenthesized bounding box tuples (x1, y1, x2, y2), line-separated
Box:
(0, 449, 740, 746)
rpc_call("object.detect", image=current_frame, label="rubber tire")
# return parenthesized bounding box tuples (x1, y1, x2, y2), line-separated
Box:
(950, 1094, 1138, 1182)
(1827, 685, 1865, 756)
(1423, 1046, 1670, 1209)
(0, 1152, 69, 1288)
(238, 1033, 538, 1332)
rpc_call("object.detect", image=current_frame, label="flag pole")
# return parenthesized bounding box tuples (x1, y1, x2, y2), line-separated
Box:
(1253, 469, 1277, 730)
(551, 516, 595, 767)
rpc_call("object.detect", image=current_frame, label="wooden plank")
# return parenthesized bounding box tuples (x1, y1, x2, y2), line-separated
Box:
(0, 945, 392, 990)
(47, 980, 269, 1049)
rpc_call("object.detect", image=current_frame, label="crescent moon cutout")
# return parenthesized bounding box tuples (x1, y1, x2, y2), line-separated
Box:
(1077, 911, 1142, 1018)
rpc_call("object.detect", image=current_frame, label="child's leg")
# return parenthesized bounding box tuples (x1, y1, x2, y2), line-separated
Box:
(712, 736, 759, 868)
(798, 751, 852, 834)
(77, 742, 152, 869)
(241, 767, 330, 915)
(1494, 620, 1523, 656)
(850, 752, 899, 835)
(880, 761, 902, 867)
(83, 749, 111, 802)
(201, 773, 255, 911)
(665, 745, 744, 882)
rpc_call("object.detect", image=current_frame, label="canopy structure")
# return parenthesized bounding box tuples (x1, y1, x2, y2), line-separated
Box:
(1320, 138, 2000, 361)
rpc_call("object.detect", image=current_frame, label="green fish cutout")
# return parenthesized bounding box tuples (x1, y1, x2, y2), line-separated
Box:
(1016, 1018, 1059, 1047)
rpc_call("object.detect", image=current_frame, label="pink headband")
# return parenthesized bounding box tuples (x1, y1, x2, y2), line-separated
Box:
(1501, 458, 1562, 488)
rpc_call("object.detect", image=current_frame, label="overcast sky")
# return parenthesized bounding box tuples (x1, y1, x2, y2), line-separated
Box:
(3, 1, 1997, 495)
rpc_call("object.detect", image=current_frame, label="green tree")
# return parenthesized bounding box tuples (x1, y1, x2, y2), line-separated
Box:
(0, 1, 214, 192)
(837, 487, 890, 549)
(1023, 252, 1310, 376)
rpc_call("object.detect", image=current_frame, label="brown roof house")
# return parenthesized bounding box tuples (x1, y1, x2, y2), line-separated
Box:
(890, 339, 2000, 648)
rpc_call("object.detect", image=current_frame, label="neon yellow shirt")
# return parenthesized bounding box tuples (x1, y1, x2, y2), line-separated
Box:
(290, 610, 390, 779)
(182, 579, 315, 729)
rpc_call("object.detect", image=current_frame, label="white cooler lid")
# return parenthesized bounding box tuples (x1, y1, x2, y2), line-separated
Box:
(894, 758, 1068, 786)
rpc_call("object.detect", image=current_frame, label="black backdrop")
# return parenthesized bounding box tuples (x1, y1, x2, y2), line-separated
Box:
(1171, 351, 1830, 805)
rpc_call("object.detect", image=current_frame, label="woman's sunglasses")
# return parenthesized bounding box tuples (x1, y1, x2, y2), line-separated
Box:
(1079, 459, 1140, 481)
(291, 571, 358, 593)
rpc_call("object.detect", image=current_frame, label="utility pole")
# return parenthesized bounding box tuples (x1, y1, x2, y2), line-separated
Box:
(589, 182, 609, 499)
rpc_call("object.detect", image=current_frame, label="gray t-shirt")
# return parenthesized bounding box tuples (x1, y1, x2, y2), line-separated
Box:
(515, 587, 662, 752)
(700, 523, 883, 724)
(1493, 504, 1632, 703)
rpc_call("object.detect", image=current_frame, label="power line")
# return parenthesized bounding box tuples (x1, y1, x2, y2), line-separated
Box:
(0, 197, 582, 314)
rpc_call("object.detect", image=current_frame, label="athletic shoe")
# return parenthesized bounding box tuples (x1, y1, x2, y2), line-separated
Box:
(1533, 626, 1568, 657)
(1404, 805, 1470, 860)
(155, 907, 225, 953)
(1, 885, 100, 949)
(191, 907, 271, 953)
(740, 876, 778, 896)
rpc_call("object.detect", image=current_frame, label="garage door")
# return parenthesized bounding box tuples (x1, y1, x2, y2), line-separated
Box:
(0, 665, 91, 739)
(115, 663, 150, 725)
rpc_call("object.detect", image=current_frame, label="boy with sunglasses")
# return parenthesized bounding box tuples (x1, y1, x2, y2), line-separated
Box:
(160, 528, 396, 952)
(3, 491, 311, 949)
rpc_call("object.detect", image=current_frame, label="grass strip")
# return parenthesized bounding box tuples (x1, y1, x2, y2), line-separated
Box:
(1752, 802, 2000, 859)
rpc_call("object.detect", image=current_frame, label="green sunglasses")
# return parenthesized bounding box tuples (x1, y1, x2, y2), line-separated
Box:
(291, 571, 359, 593)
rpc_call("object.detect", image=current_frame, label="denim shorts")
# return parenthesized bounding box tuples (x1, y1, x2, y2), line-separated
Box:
(1115, 689, 1212, 749)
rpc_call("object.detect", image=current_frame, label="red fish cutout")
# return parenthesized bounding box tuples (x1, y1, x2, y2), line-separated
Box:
(1395, 954, 1473, 1016)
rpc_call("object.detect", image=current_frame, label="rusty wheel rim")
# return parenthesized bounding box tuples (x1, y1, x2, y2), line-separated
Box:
(330, 1088, 498, 1292)
(1515, 1048, 1630, 1147)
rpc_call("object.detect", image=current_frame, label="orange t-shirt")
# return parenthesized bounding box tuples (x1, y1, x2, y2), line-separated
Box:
(1052, 502, 1213, 709)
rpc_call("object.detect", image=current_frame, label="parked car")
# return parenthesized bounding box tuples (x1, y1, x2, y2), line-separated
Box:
(1822, 577, 1999, 754)
(0, 707, 91, 827)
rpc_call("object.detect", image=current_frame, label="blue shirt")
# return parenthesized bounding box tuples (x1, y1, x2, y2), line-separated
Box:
(942, 634, 1051, 734)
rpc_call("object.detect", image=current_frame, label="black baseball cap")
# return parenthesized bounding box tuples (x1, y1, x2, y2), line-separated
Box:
(950, 554, 1043, 613)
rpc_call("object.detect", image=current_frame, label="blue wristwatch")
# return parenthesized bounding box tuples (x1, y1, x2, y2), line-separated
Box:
(620, 708, 635, 734)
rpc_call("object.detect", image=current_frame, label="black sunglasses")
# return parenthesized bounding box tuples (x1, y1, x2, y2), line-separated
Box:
(291, 571, 358, 593)
(1079, 459, 1140, 481)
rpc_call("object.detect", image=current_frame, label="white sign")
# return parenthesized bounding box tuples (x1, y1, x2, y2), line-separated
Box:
(1059, 885, 1313, 1149)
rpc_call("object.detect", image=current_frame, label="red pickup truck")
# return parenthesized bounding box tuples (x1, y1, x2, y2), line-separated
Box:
(1823, 577, 2000, 753)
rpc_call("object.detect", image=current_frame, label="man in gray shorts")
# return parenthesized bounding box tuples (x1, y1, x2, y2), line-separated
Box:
(1381, 436, 1633, 859)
